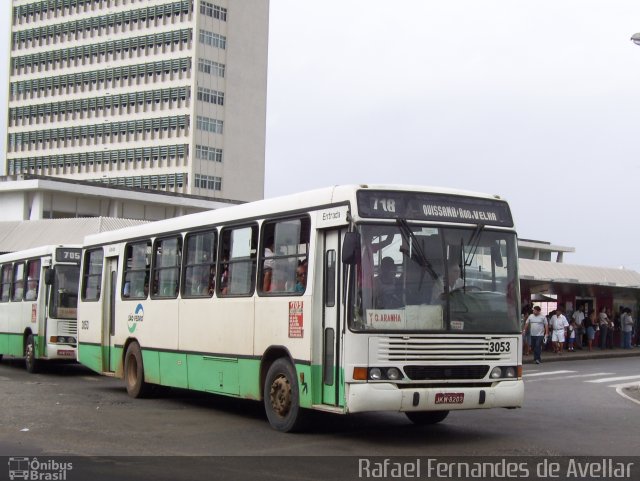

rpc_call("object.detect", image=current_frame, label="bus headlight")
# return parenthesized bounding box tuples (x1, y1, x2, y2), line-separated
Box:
(386, 367, 402, 380)
(369, 368, 382, 380)
(490, 367, 503, 379)
(504, 367, 516, 378)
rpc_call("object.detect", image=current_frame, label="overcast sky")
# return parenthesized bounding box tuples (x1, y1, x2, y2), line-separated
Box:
(2, 1, 640, 270)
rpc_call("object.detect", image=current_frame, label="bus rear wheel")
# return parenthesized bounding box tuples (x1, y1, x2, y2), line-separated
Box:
(405, 410, 449, 425)
(25, 334, 39, 374)
(124, 342, 152, 398)
(263, 359, 305, 432)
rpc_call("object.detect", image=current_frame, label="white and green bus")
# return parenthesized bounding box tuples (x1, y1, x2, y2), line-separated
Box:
(77, 185, 523, 431)
(0, 245, 81, 372)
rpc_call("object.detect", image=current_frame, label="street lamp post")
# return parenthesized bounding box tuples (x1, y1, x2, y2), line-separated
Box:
(631, 33, 640, 46)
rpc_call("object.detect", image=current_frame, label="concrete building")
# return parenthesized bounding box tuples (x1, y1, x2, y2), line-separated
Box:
(5, 0, 269, 203)
(0, 175, 237, 221)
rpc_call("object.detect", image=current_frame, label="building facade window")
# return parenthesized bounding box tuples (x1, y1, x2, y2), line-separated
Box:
(200, 2, 227, 21)
(195, 145, 223, 162)
(197, 58, 225, 77)
(194, 174, 222, 191)
(198, 29, 226, 49)
(196, 116, 223, 134)
(197, 87, 224, 106)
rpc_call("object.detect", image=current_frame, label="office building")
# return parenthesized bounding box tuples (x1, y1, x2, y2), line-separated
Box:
(5, 0, 269, 202)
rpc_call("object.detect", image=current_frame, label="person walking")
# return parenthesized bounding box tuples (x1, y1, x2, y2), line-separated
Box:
(523, 306, 549, 364)
(584, 309, 596, 351)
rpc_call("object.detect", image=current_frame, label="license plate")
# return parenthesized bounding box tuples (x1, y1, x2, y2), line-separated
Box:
(435, 393, 464, 404)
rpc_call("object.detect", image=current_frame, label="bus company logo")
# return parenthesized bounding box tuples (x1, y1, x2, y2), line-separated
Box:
(127, 303, 144, 334)
(8, 457, 73, 480)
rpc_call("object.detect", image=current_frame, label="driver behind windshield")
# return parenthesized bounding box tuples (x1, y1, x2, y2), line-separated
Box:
(431, 260, 464, 303)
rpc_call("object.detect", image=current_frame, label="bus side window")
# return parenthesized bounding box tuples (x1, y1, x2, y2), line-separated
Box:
(12, 263, 25, 302)
(183, 230, 217, 298)
(218, 225, 257, 296)
(151, 236, 182, 299)
(82, 249, 104, 301)
(0, 264, 12, 302)
(25, 259, 41, 301)
(259, 217, 310, 295)
(122, 241, 151, 300)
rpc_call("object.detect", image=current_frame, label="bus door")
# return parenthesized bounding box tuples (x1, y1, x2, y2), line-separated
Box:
(321, 229, 344, 406)
(102, 257, 118, 373)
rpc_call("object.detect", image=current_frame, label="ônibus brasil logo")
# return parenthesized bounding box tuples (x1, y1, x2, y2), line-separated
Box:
(127, 303, 144, 333)
(8, 457, 73, 480)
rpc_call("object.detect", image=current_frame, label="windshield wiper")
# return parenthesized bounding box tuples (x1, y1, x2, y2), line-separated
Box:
(396, 219, 438, 281)
(464, 223, 485, 268)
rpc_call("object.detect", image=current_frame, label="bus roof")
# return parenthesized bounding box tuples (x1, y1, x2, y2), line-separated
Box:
(0, 244, 81, 263)
(82, 184, 509, 247)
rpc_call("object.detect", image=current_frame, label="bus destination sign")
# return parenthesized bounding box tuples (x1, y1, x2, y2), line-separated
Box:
(357, 191, 514, 227)
(55, 247, 82, 264)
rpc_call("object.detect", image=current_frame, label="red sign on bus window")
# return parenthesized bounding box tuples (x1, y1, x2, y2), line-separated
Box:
(289, 301, 304, 338)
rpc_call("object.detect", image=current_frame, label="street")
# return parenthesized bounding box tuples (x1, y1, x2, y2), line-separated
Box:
(1, 357, 638, 458)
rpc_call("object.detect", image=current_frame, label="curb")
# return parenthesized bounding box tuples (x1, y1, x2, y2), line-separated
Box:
(522, 348, 640, 365)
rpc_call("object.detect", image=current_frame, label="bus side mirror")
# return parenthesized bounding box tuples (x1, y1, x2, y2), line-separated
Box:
(342, 232, 361, 265)
(44, 268, 55, 286)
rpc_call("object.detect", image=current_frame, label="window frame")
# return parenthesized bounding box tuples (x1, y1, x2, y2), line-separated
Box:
(81, 248, 104, 302)
(121, 240, 152, 301)
(150, 235, 182, 300)
(181, 229, 217, 299)
(217, 224, 258, 298)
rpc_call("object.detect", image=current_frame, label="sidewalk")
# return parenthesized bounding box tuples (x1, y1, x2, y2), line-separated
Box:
(523, 345, 640, 365)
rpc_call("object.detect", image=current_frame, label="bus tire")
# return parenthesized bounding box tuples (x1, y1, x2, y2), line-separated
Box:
(25, 334, 39, 374)
(263, 358, 306, 432)
(405, 410, 449, 425)
(124, 342, 152, 398)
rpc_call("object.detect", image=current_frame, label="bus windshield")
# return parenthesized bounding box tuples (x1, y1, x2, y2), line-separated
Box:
(350, 223, 520, 334)
(50, 265, 80, 320)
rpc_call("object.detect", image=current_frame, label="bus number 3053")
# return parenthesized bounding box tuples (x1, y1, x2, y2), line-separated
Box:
(488, 341, 511, 353)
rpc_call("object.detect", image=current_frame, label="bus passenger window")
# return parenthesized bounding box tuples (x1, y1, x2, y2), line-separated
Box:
(259, 217, 310, 295)
(82, 249, 103, 301)
(218, 225, 257, 296)
(0, 264, 12, 302)
(25, 259, 41, 301)
(183, 230, 216, 298)
(151, 236, 181, 299)
(12, 263, 25, 302)
(123, 241, 151, 300)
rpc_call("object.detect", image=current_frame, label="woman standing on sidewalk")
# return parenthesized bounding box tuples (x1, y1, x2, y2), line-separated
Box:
(599, 307, 610, 350)
(584, 309, 596, 351)
(622, 308, 634, 349)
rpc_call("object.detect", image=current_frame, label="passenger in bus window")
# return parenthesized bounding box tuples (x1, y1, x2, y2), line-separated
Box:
(294, 259, 308, 293)
(25, 277, 38, 301)
(262, 237, 274, 292)
(431, 260, 463, 303)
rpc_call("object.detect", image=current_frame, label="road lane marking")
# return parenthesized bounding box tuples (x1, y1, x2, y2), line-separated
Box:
(522, 370, 575, 377)
(610, 380, 640, 389)
(586, 375, 640, 384)
(616, 385, 640, 406)
(524, 372, 615, 383)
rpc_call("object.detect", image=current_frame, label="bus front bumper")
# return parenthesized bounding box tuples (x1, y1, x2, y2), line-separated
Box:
(46, 343, 77, 361)
(346, 380, 523, 413)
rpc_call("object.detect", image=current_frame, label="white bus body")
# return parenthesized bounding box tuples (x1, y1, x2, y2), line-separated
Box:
(76, 185, 523, 431)
(0, 245, 81, 372)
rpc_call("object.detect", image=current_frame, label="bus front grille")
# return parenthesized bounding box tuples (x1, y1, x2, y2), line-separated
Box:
(374, 336, 512, 362)
(404, 365, 490, 380)
(57, 321, 77, 337)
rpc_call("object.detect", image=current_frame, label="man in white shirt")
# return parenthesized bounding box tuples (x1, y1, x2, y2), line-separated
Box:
(572, 304, 585, 350)
(523, 306, 549, 364)
(550, 307, 569, 354)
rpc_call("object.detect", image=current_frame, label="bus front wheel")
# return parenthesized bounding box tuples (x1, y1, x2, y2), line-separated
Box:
(263, 359, 305, 432)
(405, 410, 449, 425)
(124, 342, 152, 398)
(25, 334, 39, 374)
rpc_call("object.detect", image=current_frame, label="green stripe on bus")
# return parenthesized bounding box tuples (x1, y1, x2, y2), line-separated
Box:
(77, 343, 323, 408)
(0, 332, 42, 358)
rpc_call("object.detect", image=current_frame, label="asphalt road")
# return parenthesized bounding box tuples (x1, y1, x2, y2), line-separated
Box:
(0, 356, 639, 480)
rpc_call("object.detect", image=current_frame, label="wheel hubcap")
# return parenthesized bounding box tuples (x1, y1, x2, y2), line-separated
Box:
(269, 374, 291, 418)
